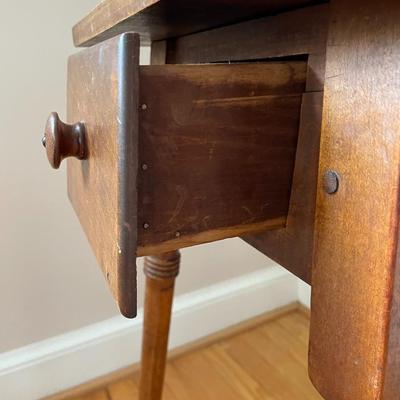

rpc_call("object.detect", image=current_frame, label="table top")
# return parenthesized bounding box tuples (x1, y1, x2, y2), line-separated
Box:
(73, 0, 321, 47)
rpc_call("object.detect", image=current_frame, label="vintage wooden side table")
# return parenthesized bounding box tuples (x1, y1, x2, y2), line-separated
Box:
(42, 1, 400, 399)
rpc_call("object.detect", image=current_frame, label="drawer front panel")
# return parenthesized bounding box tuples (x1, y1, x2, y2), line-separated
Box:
(67, 33, 139, 318)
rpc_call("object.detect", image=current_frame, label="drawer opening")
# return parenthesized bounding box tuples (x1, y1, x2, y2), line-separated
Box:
(207, 53, 309, 65)
(136, 60, 307, 255)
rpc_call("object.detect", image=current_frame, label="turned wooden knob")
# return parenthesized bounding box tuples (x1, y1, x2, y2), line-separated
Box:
(42, 112, 87, 169)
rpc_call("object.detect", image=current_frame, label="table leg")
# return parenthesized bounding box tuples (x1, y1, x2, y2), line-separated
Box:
(139, 250, 181, 400)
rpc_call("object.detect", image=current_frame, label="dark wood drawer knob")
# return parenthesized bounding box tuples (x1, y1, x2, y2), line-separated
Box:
(42, 112, 87, 169)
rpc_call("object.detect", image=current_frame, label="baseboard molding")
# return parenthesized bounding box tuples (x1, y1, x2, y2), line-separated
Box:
(0, 266, 298, 400)
(297, 279, 312, 308)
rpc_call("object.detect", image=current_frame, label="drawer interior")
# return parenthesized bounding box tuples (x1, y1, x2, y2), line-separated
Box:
(137, 61, 306, 254)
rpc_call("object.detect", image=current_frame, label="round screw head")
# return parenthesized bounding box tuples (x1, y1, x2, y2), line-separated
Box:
(141, 104, 147, 110)
(142, 163, 148, 171)
(323, 170, 340, 194)
(143, 222, 150, 229)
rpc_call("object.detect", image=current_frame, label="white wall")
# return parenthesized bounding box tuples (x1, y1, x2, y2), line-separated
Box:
(0, 267, 302, 400)
(0, 0, 288, 354)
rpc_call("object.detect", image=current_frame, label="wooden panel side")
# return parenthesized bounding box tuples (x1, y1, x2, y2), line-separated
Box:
(73, 0, 324, 47)
(166, 4, 329, 92)
(244, 91, 322, 283)
(309, 0, 400, 398)
(383, 237, 400, 398)
(67, 33, 139, 318)
(150, 40, 167, 65)
(136, 62, 307, 256)
(165, 5, 327, 280)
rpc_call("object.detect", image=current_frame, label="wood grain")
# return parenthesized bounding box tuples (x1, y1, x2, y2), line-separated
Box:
(309, 0, 400, 398)
(244, 92, 323, 283)
(165, 6, 328, 282)
(139, 251, 180, 400)
(137, 61, 307, 254)
(383, 247, 400, 399)
(67, 33, 140, 318)
(150, 40, 167, 65)
(69, 390, 109, 400)
(72, 0, 325, 47)
(165, 4, 329, 92)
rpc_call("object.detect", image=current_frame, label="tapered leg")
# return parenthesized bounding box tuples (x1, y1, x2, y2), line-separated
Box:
(139, 250, 180, 400)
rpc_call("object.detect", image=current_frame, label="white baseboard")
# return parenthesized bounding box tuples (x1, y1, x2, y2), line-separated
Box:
(0, 266, 298, 400)
(297, 280, 312, 308)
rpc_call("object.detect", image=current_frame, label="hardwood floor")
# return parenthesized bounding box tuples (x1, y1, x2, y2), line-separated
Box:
(66, 310, 322, 400)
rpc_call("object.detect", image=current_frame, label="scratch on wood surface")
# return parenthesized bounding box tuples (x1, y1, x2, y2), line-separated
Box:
(168, 186, 187, 223)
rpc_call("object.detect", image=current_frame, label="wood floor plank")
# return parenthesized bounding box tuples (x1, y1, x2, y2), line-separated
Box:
(158, 369, 180, 400)
(224, 333, 305, 400)
(63, 310, 321, 400)
(277, 310, 310, 343)
(243, 328, 321, 399)
(107, 377, 138, 399)
(203, 344, 265, 400)
(172, 350, 241, 400)
(163, 364, 193, 400)
(68, 389, 109, 400)
(260, 318, 309, 367)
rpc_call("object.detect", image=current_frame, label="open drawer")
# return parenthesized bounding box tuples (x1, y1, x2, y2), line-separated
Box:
(43, 33, 306, 317)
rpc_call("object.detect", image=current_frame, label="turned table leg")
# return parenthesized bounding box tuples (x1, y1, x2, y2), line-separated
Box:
(139, 250, 181, 400)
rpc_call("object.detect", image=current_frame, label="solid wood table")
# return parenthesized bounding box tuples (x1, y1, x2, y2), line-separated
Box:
(42, 1, 400, 399)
